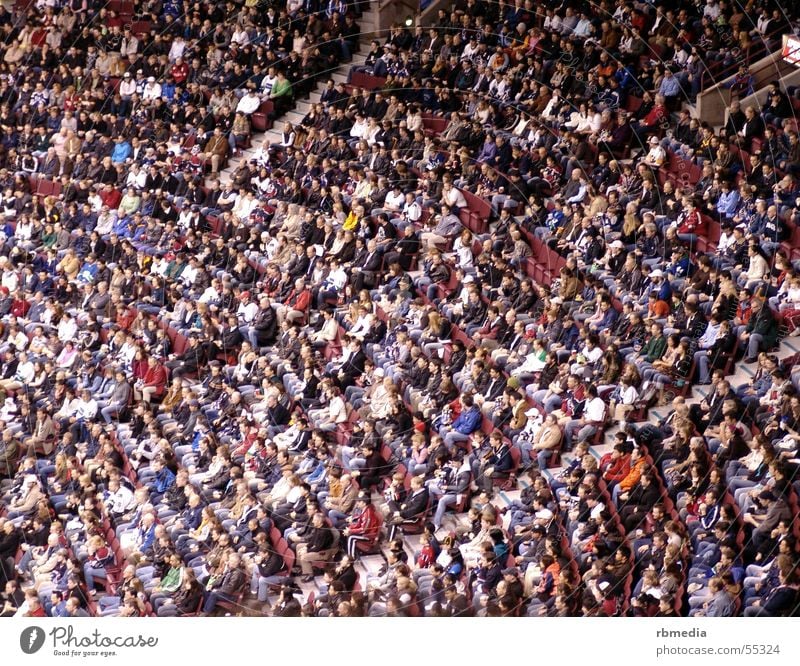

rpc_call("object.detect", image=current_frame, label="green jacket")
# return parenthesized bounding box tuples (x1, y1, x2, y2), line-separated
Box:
(271, 78, 292, 99)
(160, 566, 182, 593)
(642, 334, 667, 363)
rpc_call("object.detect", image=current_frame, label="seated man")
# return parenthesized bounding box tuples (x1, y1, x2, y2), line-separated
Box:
(201, 552, 247, 615)
(739, 299, 778, 363)
(387, 476, 430, 540)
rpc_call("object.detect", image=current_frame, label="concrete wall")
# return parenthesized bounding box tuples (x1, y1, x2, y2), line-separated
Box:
(697, 37, 796, 127)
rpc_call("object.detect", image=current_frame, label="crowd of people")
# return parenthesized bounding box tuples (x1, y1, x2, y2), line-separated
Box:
(0, 0, 799, 619)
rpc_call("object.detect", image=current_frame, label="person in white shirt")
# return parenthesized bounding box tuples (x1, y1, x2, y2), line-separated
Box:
(543, 9, 562, 33)
(406, 108, 423, 133)
(541, 90, 562, 123)
(237, 291, 259, 325)
(0, 351, 34, 392)
(364, 118, 381, 146)
(236, 89, 261, 115)
(740, 244, 769, 290)
(53, 388, 79, 423)
(391, 192, 421, 231)
(308, 386, 348, 432)
(232, 190, 258, 222)
(230, 24, 250, 46)
(57, 312, 78, 342)
(119, 73, 136, 100)
(114, 334, 138, 371)
(310, 308, 339, 345)
(142, 77, 162, 101)
(72, 388, 99, 428)
(348, 114, 369, 147)
(349, 309, 375, 341)
(564, 384, 606, 450)
(570, 335, 603, 379)
(315, 258, 348, 308)
(442, 182, 467, 210)
(176, 205, 195, 231)
(150, 255, 170, 278)
(104, 479, 136, 518)
(573, 12, 593, 38)
(372, 184, 405, 217)
(0, 264, 18, 293)
(260, 68, 277, 96)
(168, 35, 186, 62)
(610, 376, 640, 422)
(643, 135, 666, 168)
(94, 208, 117, 235)
(125, 163, 147, 192)
(198, 279, 222, 305)
(179, 258, 199, 287)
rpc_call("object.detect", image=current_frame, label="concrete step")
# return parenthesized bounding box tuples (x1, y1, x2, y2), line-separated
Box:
(782, 338, 800, 354)
(285, 110, 305, 125)
(332, 72, 349, 84)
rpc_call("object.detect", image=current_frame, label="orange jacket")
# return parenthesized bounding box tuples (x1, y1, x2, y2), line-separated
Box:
(619, 457, 647, 492)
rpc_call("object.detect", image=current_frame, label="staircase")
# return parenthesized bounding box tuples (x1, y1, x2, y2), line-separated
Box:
(217, 6, 380, 183)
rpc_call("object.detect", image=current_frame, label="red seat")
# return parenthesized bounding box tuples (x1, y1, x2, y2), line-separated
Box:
(252, 101, 274, 132)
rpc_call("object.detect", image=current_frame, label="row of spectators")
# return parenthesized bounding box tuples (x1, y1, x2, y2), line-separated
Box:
(0, 0, 799, 618)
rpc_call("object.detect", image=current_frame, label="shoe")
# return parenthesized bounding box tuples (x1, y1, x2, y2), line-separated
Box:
(301, 574, 315, 583)
(743, 357, 758, 364)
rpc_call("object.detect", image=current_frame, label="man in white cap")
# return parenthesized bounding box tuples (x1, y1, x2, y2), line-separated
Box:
(142, 76, 161, 101)
(119, 71, 136, 101)
(643, 134, 666, 168)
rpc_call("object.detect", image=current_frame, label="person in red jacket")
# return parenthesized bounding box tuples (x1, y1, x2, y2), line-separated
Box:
(344, 493, 381, 558)
(135, 354, 168, 404)
(115, 304, 137, 332)
(632, 93, 668, 142)
(10, 290, 30, 319)
(676, 196, 706, 249)
(275, 277, 312, 325)
(601, 443, 632, 488)
(98, 183, 122, 209)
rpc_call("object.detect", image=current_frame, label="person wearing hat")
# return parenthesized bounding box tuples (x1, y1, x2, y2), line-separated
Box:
(142, 75, 161, 101)
(343, 492, 381, 558)
(643, 134, 666, 168)
(607, 238, 626, 264)
(501, 566, 524, 599)
(648, 267, 672, 304)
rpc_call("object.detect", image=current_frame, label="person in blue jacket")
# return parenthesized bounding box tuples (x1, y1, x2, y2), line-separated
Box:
(440, 394, 482, 449)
